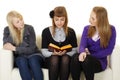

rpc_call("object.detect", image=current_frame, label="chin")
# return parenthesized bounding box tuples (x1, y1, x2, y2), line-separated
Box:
(57, 26, 62, 28)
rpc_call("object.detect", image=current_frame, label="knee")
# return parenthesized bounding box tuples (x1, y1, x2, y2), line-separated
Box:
(82, 55, 92, 67)
(71, 53, 79, 62)
(49, 56, 59, 66)
(83, 55, 92, 63)
(15, 56, 27, 67)
(16, 56, 26, 63)
(29, 55, 43, 66)
(61, 55, 70, 64)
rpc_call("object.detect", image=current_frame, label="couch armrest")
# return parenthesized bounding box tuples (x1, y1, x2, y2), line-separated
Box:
(0, 49, 13, 80)
(111, 45, 120, 80)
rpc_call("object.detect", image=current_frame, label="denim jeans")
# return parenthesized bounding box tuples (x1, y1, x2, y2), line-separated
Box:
(16, 55, 43, 80)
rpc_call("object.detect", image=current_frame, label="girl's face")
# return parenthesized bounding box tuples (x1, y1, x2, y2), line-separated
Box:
(54, 16, 65, 28)
(89, 11, 97, 27)
(12, 17, 24, 30)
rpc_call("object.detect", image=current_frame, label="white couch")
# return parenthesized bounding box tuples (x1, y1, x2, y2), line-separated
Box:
(0, 35, 120, 80)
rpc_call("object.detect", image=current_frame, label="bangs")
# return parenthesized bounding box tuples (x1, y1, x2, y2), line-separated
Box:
(54, 11, 65, 17)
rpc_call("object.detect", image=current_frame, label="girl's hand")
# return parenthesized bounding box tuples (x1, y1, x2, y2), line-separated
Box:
(59, 50, 66, 56)
(52, 50, 62, 56)
(52, 50, 66, 56)
(78, 52, 87, 62)
(3, 43, 16, 51)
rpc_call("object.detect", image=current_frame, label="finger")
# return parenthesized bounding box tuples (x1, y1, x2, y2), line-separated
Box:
(79, 56, 83, 62)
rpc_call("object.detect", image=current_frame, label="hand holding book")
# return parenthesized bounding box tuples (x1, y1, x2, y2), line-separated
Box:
(52, 49, 66, 56)
(48, 43, 72, 52)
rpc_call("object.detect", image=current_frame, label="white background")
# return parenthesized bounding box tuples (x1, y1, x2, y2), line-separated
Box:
(0, 0, 120, 48)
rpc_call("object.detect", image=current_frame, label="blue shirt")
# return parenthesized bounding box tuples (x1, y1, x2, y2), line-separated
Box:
(79, 25, 116, 70)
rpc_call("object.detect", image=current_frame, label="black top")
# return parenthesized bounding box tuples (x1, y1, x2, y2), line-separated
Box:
(42, 27, 77, 49)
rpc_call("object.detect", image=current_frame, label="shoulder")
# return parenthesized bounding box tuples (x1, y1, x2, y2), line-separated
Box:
(24, 24, 35, 33)
(110, 25, 116, 31)
(4, 26, 9, 31)
(24, 24, 34, 29)
(24, 24, 35, 35)
(79, 25, 90, 33)
(84, 25, 90, 30)
(42, 27, 49, 33)
(68, 27, 75, 33)
(4, 26, 9, 33)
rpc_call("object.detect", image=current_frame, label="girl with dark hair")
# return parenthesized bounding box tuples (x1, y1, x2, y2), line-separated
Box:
(41, 6, 78, 80)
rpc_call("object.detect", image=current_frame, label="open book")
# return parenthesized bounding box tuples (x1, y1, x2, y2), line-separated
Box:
(48, 43, 72, 52)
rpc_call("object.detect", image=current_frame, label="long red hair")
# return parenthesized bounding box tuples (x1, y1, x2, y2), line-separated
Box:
(88, 6, 111, 48)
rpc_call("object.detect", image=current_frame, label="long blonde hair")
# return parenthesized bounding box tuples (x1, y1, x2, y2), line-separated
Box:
(6, 11, 24, 46)
(88, 6, 111, 48)
(51, 6, 68, 36)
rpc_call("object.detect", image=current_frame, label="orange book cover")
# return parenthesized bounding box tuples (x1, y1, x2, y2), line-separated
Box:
(48, 43, 72, 52)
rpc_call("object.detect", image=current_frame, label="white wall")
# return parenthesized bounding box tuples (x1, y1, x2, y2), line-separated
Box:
(0, 0, 120, 48)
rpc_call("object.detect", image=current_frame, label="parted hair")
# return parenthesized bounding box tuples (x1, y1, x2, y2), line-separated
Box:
(51, 6, 68, 36)
(88, 6, 111, 48)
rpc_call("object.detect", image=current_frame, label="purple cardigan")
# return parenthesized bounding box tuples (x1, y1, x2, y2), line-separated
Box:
(79, 25, 116, 70)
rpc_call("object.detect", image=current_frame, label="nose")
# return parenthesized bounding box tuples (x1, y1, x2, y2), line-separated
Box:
(58, 20, 61, 24)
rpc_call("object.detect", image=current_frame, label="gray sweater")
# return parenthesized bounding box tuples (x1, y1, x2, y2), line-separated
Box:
(3, 24, 42, 58)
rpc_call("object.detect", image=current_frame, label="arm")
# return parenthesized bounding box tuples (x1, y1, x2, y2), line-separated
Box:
(92, 26, 116, 58)
(3, 27, 16, 51)
(41, 49, 52, 57)
(41, 28, 52, 57)
(66, 28, 78, 56)
(79, 26, 88, 53)
(66, 47, 78, 56)
(3, 27, 13, 44)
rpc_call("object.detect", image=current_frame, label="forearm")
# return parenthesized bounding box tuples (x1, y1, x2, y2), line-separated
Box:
(3, 43, 16, 51)
(41, 48, 52, 57)
(66, 47, 78, 56)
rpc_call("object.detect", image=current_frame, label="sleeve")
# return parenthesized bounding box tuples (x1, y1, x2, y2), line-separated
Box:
(66, 28, 78, 56)
(79, 26, 88, 53)
(69, 28, 78, 48)
(16, 26, 36, 54)
(3, 27, 13, 45)
(92, 26, 116, 58)
(41, 28, 49, 48)
(66, 47, 78, 56)
(41, 28, 52, 57)
(41, 49, 52, 57)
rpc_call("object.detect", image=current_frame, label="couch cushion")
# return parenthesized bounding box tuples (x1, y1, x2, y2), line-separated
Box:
(94, 67, 112, 80)
(36, 35, 41, 50)
(12, 67, 112, 80)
